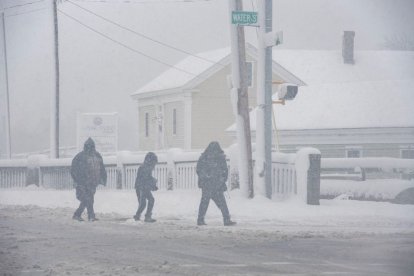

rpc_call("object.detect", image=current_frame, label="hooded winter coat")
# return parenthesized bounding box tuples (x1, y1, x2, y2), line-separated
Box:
(71, 138, 107, 188)
(135, 152, 158, 191)
(196, 142, 228, 192)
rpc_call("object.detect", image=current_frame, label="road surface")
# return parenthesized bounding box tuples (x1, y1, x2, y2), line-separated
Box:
(1, 205, 413, 275)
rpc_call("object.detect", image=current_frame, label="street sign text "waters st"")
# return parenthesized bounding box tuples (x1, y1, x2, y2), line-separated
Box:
(232, 11, 258, 25)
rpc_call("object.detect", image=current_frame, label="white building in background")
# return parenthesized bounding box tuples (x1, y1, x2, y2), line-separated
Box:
(228, 45, 414, 159)
(130, 46, 303, 152)
(131, 40, 414, 159)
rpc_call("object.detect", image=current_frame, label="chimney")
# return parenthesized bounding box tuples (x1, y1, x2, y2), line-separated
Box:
(342, 31, 355, 64)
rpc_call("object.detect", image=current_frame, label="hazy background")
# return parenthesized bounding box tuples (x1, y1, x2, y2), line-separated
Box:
(0, 0, 413, 155)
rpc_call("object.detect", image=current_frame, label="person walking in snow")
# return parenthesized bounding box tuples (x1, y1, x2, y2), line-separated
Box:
(71, 137, 107, 222)
(134, 152, 158, 223)
(196, 141, 236, 226)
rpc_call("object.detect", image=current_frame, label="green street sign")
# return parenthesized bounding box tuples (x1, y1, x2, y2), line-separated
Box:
(232, 11, 258, 25)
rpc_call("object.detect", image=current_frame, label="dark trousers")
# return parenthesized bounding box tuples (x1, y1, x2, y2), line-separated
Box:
(135, 189, 154, 219)
(198, 189, 230, 222)
(74, 185, 96, 219)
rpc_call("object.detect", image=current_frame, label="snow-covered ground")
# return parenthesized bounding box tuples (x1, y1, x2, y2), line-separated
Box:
(1, 186, 413, 235)
(1, 186, 414, 275)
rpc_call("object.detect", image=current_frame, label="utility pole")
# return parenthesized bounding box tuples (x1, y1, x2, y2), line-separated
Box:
(1, 12, 11, 159)
(229, 0, 254, 198)
(256, 0, 273, 198)
(50, 0, 60, 158)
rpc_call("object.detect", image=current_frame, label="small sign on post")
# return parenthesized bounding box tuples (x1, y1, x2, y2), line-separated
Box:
(231, 11, 258, 25)
(77, 112, 118, 154)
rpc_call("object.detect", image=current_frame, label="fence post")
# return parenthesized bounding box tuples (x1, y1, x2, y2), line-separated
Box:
(116, 151, 131, 190)
(295, 148, 321, 205)
(26, 155, 47, 187)
(227, 144, 240, 191)
(230, 168, 239, 190)
(167, 170, 174, 190)
(26, 166, 39, 187)
(116, 166, 123, 189)
(307, 154, 321, 205)
(167, 148, 182, 190)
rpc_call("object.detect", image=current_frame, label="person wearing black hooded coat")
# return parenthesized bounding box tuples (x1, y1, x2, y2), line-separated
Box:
(196, 142, 236, 226)
(70, 138, 107, 221)
(134, 152, 158, 222)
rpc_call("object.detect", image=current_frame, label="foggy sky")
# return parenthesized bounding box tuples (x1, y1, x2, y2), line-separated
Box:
(0, 0, 413, 155)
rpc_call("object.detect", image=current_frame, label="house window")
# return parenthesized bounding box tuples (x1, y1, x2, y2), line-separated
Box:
(173, 108, 177, 135)
(346, 149, 362, 158)
(145, 112, 149, 137)
(401, 149, 414, 159)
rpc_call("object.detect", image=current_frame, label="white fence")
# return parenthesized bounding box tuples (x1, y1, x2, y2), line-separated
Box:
(0, 149, 322, 202)
(4, 154, 413, 202)
(272, 164, 297, 196)
(0, 167, 26, 189)
(122, 163, 170, 190)
(321, 157, 414, 180)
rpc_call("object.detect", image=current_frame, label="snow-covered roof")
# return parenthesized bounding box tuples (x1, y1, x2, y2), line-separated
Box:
(229, 50, 414, 131)
(132, 47, 230, 96)
(131, 45, 305, 98)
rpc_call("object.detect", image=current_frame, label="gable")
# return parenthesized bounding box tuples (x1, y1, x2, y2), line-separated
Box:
(131, 48, 231, 97)
(131, 45, 306, 100)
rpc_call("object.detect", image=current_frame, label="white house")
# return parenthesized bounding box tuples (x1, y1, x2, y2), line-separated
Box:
(130, 46, 303, 151)
(228, 44, 414, 158)
(131, 38, 414, 159)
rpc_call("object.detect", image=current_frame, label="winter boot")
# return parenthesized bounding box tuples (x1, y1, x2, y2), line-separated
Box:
(224, 218, 236, 226)
(133, 214, 140, 221)
(72, 214, 84, 221)
(88, 217, 99, 222)
(144, 216, 156, 223)
(197, 218, 207, 226)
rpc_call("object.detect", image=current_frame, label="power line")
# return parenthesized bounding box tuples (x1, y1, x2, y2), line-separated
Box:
(3, 0, 45, 10)
(66, 0, 226, 68)
(71, 0, 213, 4)
(6, 7, 48, 17)
(58, 8, 200, 78)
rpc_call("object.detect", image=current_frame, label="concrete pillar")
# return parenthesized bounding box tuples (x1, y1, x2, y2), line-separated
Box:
(307, 154, 321, 205)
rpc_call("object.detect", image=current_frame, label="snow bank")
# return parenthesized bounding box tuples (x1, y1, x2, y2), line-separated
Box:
(321, 179, 414, 200)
